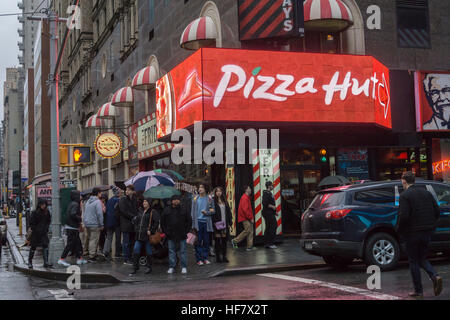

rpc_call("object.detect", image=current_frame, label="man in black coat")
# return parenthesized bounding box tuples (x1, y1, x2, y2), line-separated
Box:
(29, 199, 51, 269)
(398, 171, 442, 298)
(262, 181, 278, 249)
(118, 185, 138, 265)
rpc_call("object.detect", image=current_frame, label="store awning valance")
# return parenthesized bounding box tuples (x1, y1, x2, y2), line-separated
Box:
(111, 87, 134, 107)
(180, 16, 217, 50)
(132, 66, 158, 90)
(85, 115, 108, 128)
(97, 103, 116, 119)
(304, 0, 354, 32)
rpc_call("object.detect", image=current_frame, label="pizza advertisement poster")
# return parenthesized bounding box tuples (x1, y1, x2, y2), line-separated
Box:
(414, 71, 450, 132)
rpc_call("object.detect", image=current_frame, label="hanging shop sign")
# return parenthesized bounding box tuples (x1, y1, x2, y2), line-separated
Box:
(433, 159, 450, 175)
(415, 71, 450, 132)
(94, 132, 122, 159)
(138, 113, 174, 160)
(156, 48, 391, 139)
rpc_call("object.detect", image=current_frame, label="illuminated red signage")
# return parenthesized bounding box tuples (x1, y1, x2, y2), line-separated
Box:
(156, 48, 391, 138)
(433, 159, 450, 175)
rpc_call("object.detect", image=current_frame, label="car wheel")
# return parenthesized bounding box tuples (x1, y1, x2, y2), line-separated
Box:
(365, 233, 399, 271)
(322, 255, 353, 269)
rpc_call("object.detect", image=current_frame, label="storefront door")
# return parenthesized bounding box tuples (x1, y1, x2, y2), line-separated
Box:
(281, 166, 322, 235)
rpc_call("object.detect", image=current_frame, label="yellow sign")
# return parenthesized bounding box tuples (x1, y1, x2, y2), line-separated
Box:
(226, 167, 236, 236)
(95, 133, 122, 159)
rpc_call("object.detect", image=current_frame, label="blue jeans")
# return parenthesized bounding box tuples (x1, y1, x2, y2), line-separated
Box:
(133, 239, 152, 256)
(168, 239, 187, 268)
(122, 232, 132, 261)
(195, 221, 210, 262)
(404, 232, 438, 294)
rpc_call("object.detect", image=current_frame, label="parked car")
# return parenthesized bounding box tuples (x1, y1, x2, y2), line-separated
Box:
(300, 180, 450, 271)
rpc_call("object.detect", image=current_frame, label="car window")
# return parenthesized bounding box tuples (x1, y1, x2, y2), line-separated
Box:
(432, 184, 450, 207)
(309, 192, 346, 209)
(354, 187, 395, 205)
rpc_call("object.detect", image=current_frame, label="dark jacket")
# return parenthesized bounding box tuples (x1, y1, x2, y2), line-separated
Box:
(212, 200, 232, 237)
(118, 195, 138, 233)
(161, 204, 192, 241)
(132, 209, 160, 241)
(65, 190, 81, 229)
(30, 207, 51, 247)
(262, 190, 276, 216)
(398, 185, 440, 236)
(105, 196, 120, 229)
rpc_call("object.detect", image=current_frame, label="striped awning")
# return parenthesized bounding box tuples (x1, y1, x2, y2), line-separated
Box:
(180, 16, 217, 50)
(85, 115, 108, 128)
(304, 0, 354, 32)
(111, 87, 134, 107)
(132, 66, 159, 90)
(96, 103, 116, 119)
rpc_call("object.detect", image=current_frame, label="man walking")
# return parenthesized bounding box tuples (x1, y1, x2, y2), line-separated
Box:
(398, 171, 443, 298)
(118, 185, 138, 265)
(262, 181, 278, 249)
(83, 188, 104, 262)
(102, 188, 123, 259)
(161, 195, 192, 274)
(232, 186, 255, 251)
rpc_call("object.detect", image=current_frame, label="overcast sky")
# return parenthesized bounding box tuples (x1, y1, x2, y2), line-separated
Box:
(0, 1, 21, 124)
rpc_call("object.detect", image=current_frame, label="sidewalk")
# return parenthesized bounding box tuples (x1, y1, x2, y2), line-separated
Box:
(6, 218, 325, 284)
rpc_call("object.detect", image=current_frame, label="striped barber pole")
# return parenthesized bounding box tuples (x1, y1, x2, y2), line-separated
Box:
(273, 149, 282, 235)
(253, 149, 263, 236)
(97, 103, 116, 119)
(225, 167, 236, 236)
(180, 16, 218, 49)
(132, 66, 158, 90)
(111, 87, 134, 107)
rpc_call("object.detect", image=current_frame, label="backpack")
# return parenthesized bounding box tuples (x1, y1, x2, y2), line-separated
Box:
(113, 201, 120, 219)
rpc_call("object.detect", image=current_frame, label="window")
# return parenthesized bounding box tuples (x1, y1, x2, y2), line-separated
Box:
(396, 0, 430, 48)
(354, 188, 395, 205)
(310, 192, 346, 209)
(432, 184, 450, 207)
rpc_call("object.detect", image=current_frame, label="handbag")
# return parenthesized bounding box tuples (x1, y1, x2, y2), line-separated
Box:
(186, 232, 197, 245)
(214, 220, 226, 230)
(148, 210, 162, 245)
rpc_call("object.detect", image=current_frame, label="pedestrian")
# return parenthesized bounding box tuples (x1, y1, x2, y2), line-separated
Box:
(102, 188, 123, 259)
(161, 195, 192, 274)
(212, 187, 232, 263)
(28, 199, 52, 269)
(58, 190, 87, 267)
(231, 186, 255, 251)
(262, 181, 278, 249)
(130, 198, 159, 275)
(83, 188, 104, 262)
(98, 193, 108, 254)
(191, 184, 215, 265)
(397, 171, 443, 298)
(118, 185, 138, 265)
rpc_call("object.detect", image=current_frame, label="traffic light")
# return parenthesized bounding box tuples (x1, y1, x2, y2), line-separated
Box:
(319, 148, 328, 163)
(73, 147, 91, 164)
(60, 147, 69, 165)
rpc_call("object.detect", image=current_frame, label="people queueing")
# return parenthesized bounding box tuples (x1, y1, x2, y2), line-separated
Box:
(98, 193, 109, 255)
(28, 199, 52, 269)
(191, 184, 215, 266)
(262, 181, 278, 249)
(102, 188, 123, 260)
(212, 187, 232, 263)
(130, 198, 160, 275)
(83, 188, 104, 262)
(58, 190, 87, 267)
(232, 186, 255, 251)
(118, 185, 138, 265)
(161, 195, 192, 274)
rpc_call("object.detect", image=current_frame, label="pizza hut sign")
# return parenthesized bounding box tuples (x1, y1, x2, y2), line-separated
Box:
(95, 132, 122, 158)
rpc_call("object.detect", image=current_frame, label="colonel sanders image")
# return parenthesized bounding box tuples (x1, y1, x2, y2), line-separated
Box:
(423, 73, 450, 130)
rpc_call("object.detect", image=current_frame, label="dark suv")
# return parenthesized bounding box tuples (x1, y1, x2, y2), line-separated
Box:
(300, 180, 450, 270)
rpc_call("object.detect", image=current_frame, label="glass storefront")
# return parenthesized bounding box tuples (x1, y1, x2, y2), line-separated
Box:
(376, 145, 428, 180)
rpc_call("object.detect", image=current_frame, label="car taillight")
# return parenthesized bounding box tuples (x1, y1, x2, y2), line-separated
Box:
(325, 209, 351, 220)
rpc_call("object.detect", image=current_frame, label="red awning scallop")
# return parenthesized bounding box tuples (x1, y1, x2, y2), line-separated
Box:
(132, 66, 158, 90)
(111, 87, 134, 107)
(85, 115, 108, 128)
(180, 16, 217, 50)
(97, 103, 116, 119)
(304, 0, 354, 32)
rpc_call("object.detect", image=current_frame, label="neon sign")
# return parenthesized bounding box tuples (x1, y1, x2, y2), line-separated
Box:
(433, 159, 450, 175)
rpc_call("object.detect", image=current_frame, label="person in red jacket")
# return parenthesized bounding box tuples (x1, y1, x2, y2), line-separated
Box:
(231, 186, 255, 251)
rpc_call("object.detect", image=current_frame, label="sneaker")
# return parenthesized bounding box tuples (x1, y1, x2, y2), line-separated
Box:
(123, 260, 133, 266)
(167, 268, 175, 274)
(181, 268, 187, 274)
(76, 258, 88, 265)
(197, 261, 204, 266)
(231, 239, 238, 249)
(209, 248, 215, 257)
(203, 260, 211, 265)
(246, 247, 256, 251)
(57, 259, 71, 267)
(269, 245, 278, 249)
(408, 292, 423, 299)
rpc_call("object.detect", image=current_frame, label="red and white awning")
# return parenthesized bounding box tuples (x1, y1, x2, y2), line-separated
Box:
(97, 103, 116, 119)
(132, 66, 158, 90)
(180, 16, 217, 50)
(304, 0, 354, 32)
(85, 115, 108, 128)
(111, 87, 134, 107)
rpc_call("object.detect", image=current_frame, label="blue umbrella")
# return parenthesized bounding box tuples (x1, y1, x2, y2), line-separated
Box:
(132, 175, 174, 192)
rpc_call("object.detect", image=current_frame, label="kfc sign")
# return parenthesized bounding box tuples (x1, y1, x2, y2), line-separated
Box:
(433, 159, 450, 175)
(156, 48, 391, 138)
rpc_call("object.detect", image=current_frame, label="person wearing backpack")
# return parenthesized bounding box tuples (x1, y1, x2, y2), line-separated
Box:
(191, 184, 215, 266)
(102, 188, 123, 259)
